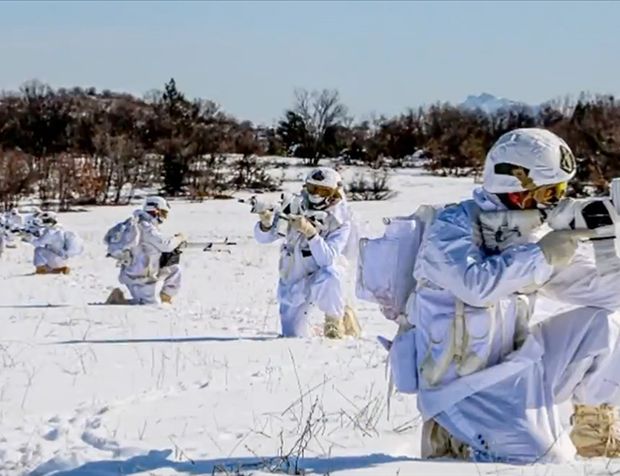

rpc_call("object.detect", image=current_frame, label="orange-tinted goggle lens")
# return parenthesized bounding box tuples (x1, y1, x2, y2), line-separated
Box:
(306, 183, 335, 198)
(532, 182, 567, 205)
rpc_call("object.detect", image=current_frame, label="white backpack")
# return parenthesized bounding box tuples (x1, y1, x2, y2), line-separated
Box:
(356, 204, 439, 321)
(356, 204, 441, 396)
(103, 216, 141, 263)
(63, 230, 84, 258)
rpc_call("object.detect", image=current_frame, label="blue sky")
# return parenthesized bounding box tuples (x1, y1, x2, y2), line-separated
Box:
(1, 1, 618, 125)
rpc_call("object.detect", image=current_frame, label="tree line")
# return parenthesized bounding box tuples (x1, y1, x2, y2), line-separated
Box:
(0, 78, 618, 209)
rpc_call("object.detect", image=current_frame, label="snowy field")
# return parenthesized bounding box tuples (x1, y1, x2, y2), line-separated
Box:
(2, 166, 619, 475)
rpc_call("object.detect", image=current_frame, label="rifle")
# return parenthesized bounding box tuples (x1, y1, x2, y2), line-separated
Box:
(240, 193, 328, 237)
(181, 237, 238, 252)
(159, 237, 238, 267)
(15, 224, 43, 240)
(546, 179, 620, 275)
(479, 178, 620, 275)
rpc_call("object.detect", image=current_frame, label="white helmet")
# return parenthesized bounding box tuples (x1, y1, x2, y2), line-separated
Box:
(143, 196, 171, 223)
(304, 167, 343, 209)
(482, 128, 577, 194)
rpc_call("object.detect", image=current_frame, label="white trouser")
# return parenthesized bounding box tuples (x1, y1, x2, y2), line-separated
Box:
(119, 264, 182, 305)
(159, 264, 182, 297)
(278, 268, 345, 337)
(34, 247, 68, 269)
(431, 307, 620, 463)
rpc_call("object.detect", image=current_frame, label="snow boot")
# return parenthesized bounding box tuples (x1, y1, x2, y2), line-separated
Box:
(571, 404, 620, 457)
(35, 266, 48, 275)
(324, 315, 345, 339)
(343, 305, 361, 338)
(52, 266, 70, 275)
(421, 419, 471, 460)
(160, 292, 173, 304)
(37, 266, 70, 275)
(105, 288, 128, 305)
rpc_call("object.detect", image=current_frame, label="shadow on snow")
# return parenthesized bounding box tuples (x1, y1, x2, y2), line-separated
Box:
(31, 450, 418, 476)
(51, 335, 280, 345)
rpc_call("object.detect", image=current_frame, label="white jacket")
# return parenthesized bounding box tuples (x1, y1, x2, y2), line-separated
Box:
(121, 210, 184, 282)
(31, 225, 70, 258)
(254, 200, 356, 304)
(412, 187, 620, 419)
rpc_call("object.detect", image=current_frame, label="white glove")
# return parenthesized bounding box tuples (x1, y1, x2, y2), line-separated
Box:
(536, 229, 593, 267)
(258, 210, 274, 231)
(290, 215, 317, 239)
(174, 233, 187, 247)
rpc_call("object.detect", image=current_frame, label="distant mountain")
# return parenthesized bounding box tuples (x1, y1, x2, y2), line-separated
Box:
(459, 93, 540, 115)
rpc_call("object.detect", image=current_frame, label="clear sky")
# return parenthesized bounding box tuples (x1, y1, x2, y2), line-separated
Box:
(1, 0, 618, 125)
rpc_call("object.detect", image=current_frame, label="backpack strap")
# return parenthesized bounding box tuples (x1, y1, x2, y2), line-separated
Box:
(416, 206, 495, 387)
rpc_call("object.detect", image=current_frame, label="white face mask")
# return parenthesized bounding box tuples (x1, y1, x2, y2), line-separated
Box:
(304, 192, 330, 211)
(307, 193, 325, 205)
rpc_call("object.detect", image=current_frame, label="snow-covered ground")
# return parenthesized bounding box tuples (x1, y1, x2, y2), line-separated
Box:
(1, 166, 619, 476)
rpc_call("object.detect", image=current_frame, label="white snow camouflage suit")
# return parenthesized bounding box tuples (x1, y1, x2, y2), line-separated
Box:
(118, 210, 183, 305)
(404, 187, 620, 463)
(31, 224, 78, 270)
(254, 199, 357, 337)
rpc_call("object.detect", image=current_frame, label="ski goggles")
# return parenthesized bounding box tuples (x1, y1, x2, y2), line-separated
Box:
(305, 183, 338, 199)
(531, 182, 568, 206)
(147, 208, 169, 220)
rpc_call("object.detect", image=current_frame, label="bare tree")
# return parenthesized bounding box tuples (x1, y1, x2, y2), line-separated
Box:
(3, 78, 620, 205)
(279, 88, 349, 165)
(95, 133, 144, 204)
(0, 149, 37, 209)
